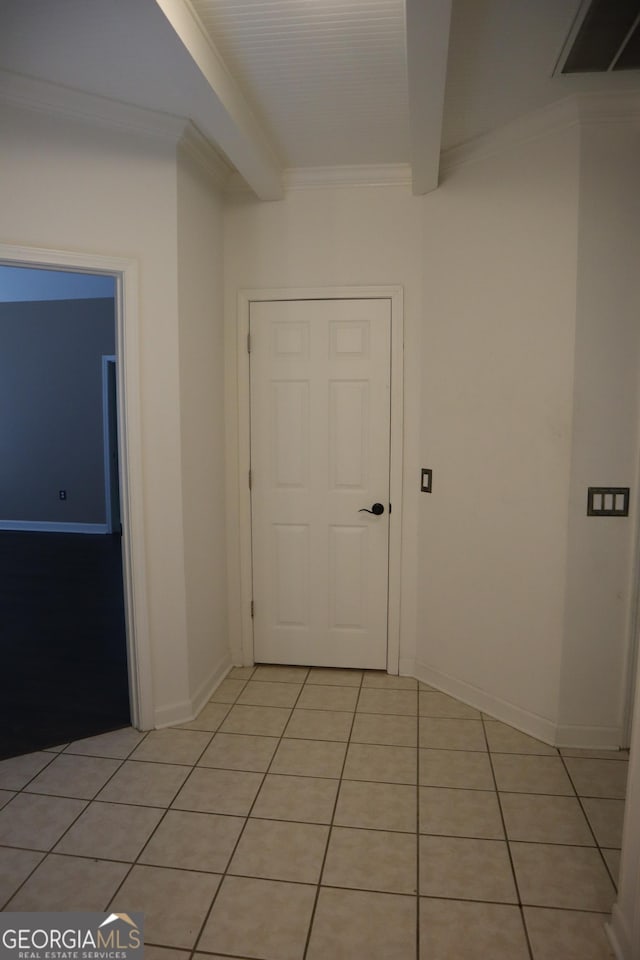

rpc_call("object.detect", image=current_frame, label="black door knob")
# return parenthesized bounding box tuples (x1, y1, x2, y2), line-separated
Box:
(359, 502, 385, 516)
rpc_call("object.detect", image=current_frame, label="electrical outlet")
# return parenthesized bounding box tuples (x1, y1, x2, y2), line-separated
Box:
(59, 490, 67, 501)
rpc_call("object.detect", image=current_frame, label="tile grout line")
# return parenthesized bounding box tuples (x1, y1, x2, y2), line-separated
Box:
(480, 712, 536, 960)
(127, 664, 253, 959)
(0, 729, 154, 911)
(190, 665, 314, 960)
(301, 669, 365, 960)
(102, 682, 245, 940)
(159, 667, 260, 960)
(0, 745, 62, 789)
(2, 671, 627, 955)
(86, 728, 187, 915)
(557, 751, 621, 895)
(2, 674, 421, 914)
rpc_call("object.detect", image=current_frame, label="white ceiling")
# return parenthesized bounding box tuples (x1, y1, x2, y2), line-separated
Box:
(191, 0, 410, 167)
(0, 0, 639, 198)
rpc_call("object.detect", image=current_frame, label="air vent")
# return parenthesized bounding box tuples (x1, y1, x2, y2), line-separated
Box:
(557, 0, 640, 74)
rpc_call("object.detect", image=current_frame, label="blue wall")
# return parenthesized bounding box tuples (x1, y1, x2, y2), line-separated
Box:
(0, 297, 116, 525)
(0, 265, 115, 302)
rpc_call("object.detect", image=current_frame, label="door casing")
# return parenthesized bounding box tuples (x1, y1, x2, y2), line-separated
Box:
(236, 286, 404, 674)
(102, 355, 121, 534)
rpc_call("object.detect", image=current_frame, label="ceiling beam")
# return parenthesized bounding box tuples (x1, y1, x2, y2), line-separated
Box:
(153, 0, 284, 200)
(405, 0, 453, 195)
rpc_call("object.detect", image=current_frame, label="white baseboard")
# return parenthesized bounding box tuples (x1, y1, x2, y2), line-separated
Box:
(607, 906, 630, 960)
(398, 659, 623, 749)
(413, 660, 557, 745)
(555, 723, 623, 750)
(154, 651, 232, 729)
(0, 520, 108, 534)
(399, 658, 417, 678)
(190, 653, 233, 719)
(154, 698, 194, 729)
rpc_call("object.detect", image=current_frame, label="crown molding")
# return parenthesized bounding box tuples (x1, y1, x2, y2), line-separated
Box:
(0, 69, 189, 144)
(283, 163, 412, 191)
(575, 89, 640, 125)
(440, 97, 580, 175)
(0, 70, 236, 187)
(6, 66, 637, 197)
(224, 162, 411, 197)
(179, 123, 236, 188)
(441, 90, 640, 176)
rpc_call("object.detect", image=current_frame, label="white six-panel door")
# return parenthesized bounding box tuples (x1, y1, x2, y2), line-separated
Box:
(250, 298, 391, 668)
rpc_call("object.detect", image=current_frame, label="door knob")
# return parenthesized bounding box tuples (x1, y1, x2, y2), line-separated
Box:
(359, 502, 385, 516)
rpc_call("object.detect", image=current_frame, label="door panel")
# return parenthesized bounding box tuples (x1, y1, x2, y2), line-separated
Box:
(329, 525, 368, 629)
(272, 380, 309, 486)
(329, 380, 369, 488)
(250, 298, 391, 668)
(274, 523, 309, 626)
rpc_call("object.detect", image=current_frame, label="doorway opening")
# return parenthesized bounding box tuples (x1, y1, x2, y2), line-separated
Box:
(0, 248, 151, 757)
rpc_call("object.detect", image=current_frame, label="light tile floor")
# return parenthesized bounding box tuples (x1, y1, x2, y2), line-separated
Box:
(0, 666, 628, 960)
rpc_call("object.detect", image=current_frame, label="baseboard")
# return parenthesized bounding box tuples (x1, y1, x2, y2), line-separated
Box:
(154, 698, 194, 729)
(555, 723, 623, 750)
(413, 661, 557, 745)
(399, 658, 417, 678)
(607, 905, 630, 960)
(190, 653, 233, 719)
(153, 651, 232, 729)
(0, 520, 108, 534)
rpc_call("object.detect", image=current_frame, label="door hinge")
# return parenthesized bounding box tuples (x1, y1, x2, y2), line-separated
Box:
(248, 468, 252, 490)
(250, 600, 255, 619)
(247, 332, 251, 354)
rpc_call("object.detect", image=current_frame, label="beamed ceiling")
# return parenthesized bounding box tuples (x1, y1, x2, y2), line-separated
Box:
(0, 0, 639, 198)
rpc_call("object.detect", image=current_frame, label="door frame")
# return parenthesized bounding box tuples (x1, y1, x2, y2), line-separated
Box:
(0, 242, 154, 730)
(236, 285, 404, 674)
(623, 468, 640, 747)
(101, 354, 120, 535)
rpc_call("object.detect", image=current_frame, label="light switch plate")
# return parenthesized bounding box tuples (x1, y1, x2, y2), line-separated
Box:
(587, 487, 629, 517)
(421, 468, 432, 493)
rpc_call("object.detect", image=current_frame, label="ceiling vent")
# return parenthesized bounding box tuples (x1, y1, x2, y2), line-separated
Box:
(555, 0, 640, 74)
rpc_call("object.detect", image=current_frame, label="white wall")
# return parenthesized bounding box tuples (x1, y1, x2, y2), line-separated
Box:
(559, 122, 640, 746)
(0, 101, 228, 726)
(177, 143, 230, 710)
(416, 128, 581, 739)
(7, 89, 634, 745)
(224, 115, 640, 749)
(223, 184, 425, 669)
(224, 133, 581, 740)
